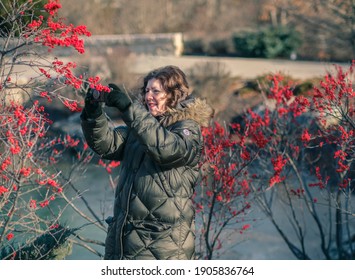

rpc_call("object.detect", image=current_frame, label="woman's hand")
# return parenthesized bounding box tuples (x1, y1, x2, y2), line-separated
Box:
(106, 83, 132, 112)
(83, 87, 103, 118)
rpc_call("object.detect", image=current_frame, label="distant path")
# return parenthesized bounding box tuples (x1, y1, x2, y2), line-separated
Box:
(130, 55, 350, 80)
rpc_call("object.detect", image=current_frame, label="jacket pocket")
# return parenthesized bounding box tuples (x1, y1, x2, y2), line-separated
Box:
(133, 221, 172, 241)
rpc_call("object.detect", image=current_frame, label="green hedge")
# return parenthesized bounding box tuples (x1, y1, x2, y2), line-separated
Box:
(232, 26, 301, 59)
(183, 26, 302, 58)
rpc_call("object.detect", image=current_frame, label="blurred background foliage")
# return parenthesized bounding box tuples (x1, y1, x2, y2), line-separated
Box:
(58, 0, 354, 62)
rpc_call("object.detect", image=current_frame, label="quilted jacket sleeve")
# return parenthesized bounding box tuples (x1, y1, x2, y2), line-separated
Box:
(121, 102, 202, 168)
(80, 112, 128, 160)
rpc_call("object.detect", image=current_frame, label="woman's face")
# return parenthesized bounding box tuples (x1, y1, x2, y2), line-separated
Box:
(145, 78, 168, 116)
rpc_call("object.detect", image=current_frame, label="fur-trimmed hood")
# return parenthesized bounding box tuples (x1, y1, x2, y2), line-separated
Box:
(159, 97, 214, 128)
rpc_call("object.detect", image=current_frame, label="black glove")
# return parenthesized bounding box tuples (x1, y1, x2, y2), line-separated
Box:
(83, 87, 103, 119)
(106, 83, 132, 112)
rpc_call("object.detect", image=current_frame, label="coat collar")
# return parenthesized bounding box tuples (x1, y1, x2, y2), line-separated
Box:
(158, 97, 214, 127)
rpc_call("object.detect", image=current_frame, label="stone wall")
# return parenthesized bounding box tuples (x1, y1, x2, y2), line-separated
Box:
(54, 33, 184, 57)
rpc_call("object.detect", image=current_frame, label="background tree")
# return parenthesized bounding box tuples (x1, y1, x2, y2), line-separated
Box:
(269, 0, 355, 60)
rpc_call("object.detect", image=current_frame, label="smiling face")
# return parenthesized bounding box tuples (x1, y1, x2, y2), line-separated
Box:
(144, 78, 168, 116)
(141, 66, 191, 115)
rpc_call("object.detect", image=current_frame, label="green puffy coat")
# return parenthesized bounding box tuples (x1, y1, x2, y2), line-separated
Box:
(81, 98, 213, 260)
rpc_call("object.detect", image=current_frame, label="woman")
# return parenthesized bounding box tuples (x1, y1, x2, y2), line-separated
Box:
(81, 65, 214, 260)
